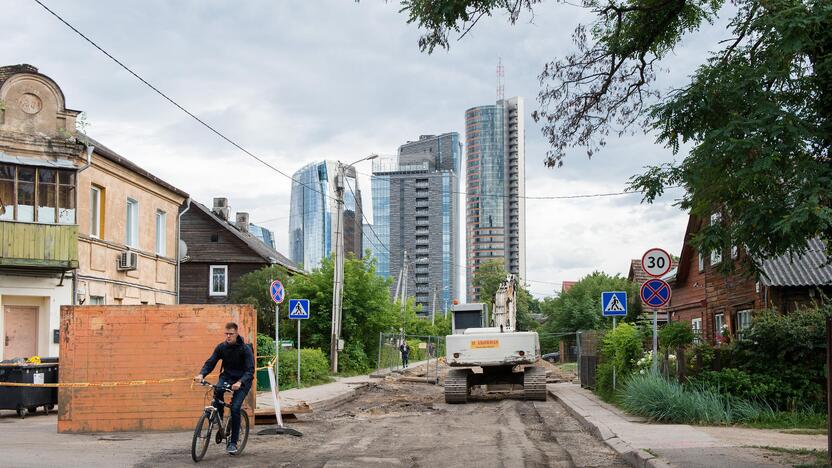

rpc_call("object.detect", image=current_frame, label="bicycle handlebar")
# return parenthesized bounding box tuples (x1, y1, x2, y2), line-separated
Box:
(199, 380, 233, 393)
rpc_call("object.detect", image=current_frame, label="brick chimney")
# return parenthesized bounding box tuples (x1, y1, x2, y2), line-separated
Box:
(212, 197, 229, 220)
(235, 212, 250, 233)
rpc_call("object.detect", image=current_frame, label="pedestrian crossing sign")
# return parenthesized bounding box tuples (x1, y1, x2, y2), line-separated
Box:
(601, 291, 627, 317)
(288, 299, 310, 320)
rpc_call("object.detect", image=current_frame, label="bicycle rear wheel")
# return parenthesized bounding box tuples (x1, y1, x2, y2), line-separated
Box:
(191, 412, 213, 462)
(237, 411, 250, 454)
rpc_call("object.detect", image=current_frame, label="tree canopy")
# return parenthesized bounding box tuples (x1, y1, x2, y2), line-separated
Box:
(539, 271, 642, 334)
(398, 0, 832, 264)
(232, 255, 451, 373)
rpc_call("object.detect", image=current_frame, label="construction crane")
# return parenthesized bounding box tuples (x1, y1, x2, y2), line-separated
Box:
(444, 274, 546, 403)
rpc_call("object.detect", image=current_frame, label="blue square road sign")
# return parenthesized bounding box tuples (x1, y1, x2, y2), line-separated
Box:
(601, 291, 627, 317)
(288, 299, 310, 320)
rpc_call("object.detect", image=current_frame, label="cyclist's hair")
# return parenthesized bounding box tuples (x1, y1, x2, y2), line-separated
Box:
(225, 322, 239, 331)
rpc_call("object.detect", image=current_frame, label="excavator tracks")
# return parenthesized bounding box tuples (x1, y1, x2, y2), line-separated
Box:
(523, 366, 547, 401)
(444, 369, 470, 404)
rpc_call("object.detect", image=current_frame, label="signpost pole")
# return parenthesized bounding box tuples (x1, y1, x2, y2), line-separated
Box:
(275, 303, 280, 389)
(297, 320, 301, 388)
(652, 308, 658, 375)
(826, 317, 831, 462)
(612, 317, 617, 390)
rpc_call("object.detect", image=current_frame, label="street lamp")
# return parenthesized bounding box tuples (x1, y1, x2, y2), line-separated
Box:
(330, 154, 378, 373)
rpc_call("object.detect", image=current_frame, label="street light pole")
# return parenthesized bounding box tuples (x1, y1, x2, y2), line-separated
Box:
(330, 154, 378, 373)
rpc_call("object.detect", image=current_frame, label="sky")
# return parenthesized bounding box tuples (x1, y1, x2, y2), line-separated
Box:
(1, 0, 732, 300)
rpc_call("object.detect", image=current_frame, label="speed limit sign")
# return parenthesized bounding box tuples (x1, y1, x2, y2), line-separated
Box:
(641, 248, 672, 277)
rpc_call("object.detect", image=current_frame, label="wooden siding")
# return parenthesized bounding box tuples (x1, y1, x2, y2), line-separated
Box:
(0, 221, 78, 269)
(179, 262, 268, 304)
(180, 208, 263, 263)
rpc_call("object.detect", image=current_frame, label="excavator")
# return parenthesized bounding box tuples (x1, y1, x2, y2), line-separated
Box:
(444, 274, 546, 403)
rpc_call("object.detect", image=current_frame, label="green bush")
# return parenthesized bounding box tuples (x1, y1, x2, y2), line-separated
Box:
(690, 368, 790, 405)
(256, 333, 276, 368)
(621, 374, 770, 425)
(339, 340, 371, 375)
(731, 306, 831, 410)
(596, 324, 642, 399)
(659, 321, 694, 350)
(276, 348, 332, 390)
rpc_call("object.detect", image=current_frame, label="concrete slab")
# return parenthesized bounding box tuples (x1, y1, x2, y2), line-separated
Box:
(256, 374, 374, 414)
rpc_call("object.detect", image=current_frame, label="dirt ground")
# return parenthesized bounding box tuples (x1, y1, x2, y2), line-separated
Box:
(2, 363, 824, 467)
(136, 374, 629, 468)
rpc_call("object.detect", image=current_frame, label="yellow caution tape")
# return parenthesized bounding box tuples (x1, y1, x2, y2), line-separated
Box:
(0, 355, 281, 388)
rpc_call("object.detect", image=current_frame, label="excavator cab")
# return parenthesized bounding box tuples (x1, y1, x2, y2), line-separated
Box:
(451, 303, 488, 334)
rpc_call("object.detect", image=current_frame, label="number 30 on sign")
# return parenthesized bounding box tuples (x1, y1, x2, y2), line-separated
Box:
(641, 248, 672, 277)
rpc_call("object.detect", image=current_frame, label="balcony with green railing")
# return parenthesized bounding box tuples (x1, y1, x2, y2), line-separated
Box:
(0, 221, 79, 270)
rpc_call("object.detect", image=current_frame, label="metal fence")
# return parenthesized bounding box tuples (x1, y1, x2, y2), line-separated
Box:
(538, 332, 582, 384)
(376, 333, 445, 383)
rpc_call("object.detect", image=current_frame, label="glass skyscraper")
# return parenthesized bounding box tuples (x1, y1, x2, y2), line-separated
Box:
(288, 161, 362, 271)
(465, 97, 526, 301)
(370, 133, 461, 313)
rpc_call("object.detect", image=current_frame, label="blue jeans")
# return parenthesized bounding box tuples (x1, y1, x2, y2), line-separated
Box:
(214, 377, 249, 444)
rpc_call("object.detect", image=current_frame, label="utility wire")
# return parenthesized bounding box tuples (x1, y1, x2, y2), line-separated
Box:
(36, 0, 678, 208)
(33, 0, 339, 205)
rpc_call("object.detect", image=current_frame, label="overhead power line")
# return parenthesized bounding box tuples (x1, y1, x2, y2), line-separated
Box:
(33, 0, 338, 205)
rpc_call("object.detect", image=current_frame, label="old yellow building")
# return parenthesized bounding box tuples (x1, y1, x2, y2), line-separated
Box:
(0, 64, 82, 359)
(75, 137, 187, 306)
(0, 64, 187, 360)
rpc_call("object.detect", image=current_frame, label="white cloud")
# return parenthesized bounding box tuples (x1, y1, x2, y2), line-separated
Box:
(2, 0, 728, 300)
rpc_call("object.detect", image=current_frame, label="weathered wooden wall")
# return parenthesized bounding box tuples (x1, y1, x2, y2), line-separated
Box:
(0, 221, 78, 269)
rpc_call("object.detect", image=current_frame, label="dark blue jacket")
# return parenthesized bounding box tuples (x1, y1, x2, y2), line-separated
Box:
(200, 336, 255, 388)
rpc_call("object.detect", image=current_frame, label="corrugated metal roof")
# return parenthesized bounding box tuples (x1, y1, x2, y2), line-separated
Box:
(760, 238, 832, 287)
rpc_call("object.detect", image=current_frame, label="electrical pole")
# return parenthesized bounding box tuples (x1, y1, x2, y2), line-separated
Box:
(330, 155, 378, 374)
(431, 285, 437, 326)
(330, 162, 345, 374)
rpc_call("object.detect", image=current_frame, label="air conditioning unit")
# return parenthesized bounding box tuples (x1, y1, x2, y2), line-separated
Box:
(117, 251, 138, 271)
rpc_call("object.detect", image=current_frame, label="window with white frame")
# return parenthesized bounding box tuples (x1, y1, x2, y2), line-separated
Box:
(125, 198, 139, 247)
(691, 318, 703, 343)
(698, 252, 704, 272)
(90, 186, 102, 238)
(89, 295, 105, 305)
(714, 313, 725, 341)
(155, 210, 166, 256)
(737, 309, 752, 337)
(209, 265, 228, 296)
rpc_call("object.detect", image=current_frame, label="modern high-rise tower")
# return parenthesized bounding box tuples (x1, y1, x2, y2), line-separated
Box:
(288, 161, 362, 271)
(465, 97, 526, 301)
(369, 133, 461, 314)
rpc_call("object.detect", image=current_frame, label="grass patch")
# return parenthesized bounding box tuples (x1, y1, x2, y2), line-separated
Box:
(752, 446, 830, 468)
(557, 362, 577, 372)
(741, 409, 827, 431)
(618, 374, 829, 431)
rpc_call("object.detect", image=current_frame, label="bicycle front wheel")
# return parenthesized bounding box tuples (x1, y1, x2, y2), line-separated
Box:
(237, 411, 250, 455)
(191, 412, 213, 462)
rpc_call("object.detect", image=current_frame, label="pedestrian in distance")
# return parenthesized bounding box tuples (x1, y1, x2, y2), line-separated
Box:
(399, 342, 410, 368)
(194, 322, 254, 456)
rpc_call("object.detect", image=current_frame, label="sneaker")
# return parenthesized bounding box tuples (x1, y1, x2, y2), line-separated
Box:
(227, 442, 238, 455)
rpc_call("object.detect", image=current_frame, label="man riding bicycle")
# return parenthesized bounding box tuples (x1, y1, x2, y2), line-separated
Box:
(194, 322, 254, 455)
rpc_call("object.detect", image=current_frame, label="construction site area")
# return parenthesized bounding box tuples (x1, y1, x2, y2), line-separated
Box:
(1, 360, 625, 468)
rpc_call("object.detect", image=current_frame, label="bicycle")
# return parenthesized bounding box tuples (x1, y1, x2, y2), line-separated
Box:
(191, 380, 250, 462)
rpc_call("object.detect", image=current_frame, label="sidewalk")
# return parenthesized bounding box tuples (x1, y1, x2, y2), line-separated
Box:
(549, 382, 826, 468)
(256, 374, 375, 415)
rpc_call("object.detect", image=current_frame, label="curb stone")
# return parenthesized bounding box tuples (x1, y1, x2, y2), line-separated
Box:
(548, 387, 676, 468)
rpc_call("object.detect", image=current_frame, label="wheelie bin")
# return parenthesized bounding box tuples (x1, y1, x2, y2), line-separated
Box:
(0, 361, 59, 418)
